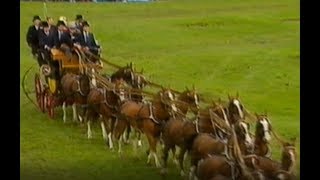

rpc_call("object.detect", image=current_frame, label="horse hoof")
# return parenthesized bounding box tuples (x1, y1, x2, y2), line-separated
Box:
(160, 168, 168, 176)
(180, 170, 185, 177)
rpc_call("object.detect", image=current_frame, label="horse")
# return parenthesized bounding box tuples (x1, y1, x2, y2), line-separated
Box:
(243, 140, 297, 180)
(253, 113, 272, 157)
(234, 119, 255, 155)
(110, 64, 148, 144)
(113, 87, 177, 166)
(161, 98, 230, 176)
(159, 98, 230, 176)
(194, 126, 257, 180)
(158, 87, 201, 174)
(197, 98, 230, 139)
(84, 78, 127, 149)
(175, 86, 200, 116)
(60, 72, 91, 123)
(227, 93, 245, 125)
(189, 118, 253, 179)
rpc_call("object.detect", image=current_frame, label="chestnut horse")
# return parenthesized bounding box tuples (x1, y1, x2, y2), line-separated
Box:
(189, 118, 253, 179)
(227, 93, 245, 125)
(244, 140, 297, 180)
(110, 64, 148, 143)
(253, 113, 272, 157)
(85, 78, 127, 148)
(161, 98, 230, 176)
(113, 88, 177, 166)
(194, 126, 257, 180)
(60, 73, 91, 123)
(158, 87, 200, 174)
(234, 119, 255, 155)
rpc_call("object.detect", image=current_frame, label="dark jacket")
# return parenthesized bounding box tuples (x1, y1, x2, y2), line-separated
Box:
(39, 30, 55, 50)
(71, 32, 82, 45)
(26, 25, 41, 48)
(80, 31, 100, 52)
(54, 30, 73, 48)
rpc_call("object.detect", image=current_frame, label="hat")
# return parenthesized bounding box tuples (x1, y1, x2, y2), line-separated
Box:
(33, 15, 41, 22)
(76, 15, 83, 20)
(41, 21, 49, 27)
(57, 20, 66, 27)
(68, 21, 76, 29)
(82, 21, 90, 27)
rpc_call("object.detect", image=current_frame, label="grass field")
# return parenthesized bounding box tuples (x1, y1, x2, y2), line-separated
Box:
(20, 0, 300, 179)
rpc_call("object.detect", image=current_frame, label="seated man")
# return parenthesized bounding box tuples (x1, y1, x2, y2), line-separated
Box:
(26, 15, 41, 62)
(80, 21, 101, 57)
(39, 21, 55, 63)
(54, 20, 73, 48)
(75, 14, 84, 32)
(68, 21, 82, 46)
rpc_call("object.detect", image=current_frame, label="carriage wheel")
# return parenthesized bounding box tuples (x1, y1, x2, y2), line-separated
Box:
(34, 73, 45, 113)
(46, 92, 55, 119)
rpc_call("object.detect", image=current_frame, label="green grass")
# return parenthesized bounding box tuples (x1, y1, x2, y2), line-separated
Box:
(20, 0, 300, 179)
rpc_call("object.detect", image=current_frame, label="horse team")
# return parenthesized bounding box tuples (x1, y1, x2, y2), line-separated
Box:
(54, 60, 297, 180)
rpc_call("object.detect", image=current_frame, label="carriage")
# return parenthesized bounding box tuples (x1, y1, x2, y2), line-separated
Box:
(34, 47, 85, 118)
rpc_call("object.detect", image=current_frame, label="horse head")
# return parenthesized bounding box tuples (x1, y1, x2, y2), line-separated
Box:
(255, 113, 272, 142)
(227, 92, 245, 124)
(158, 87, 177, 113)
(211, 98, 230, 127)
(281, 139, 297, 173)
(113, 78, 127, 103)
(111, 63, 135, 84)
(132, 70, 148, 89)
(234, 120, 254, 154)
(181, 85, 200, 114)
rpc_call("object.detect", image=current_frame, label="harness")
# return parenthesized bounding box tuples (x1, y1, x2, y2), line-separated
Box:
(75, 77, 86, 96)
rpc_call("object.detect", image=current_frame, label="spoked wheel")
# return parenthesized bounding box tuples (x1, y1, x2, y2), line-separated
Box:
(45, 91, 55, 119)
(34, 73, 45, 113)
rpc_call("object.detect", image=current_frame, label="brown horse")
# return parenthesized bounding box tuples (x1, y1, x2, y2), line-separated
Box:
(243, 141, 297, 180)
(254, 113, 272, 157)
(234, 119, 255, 155)
(175, 86, 200, 116)
(113, 87, 177, 166)
(158, 87, 201, 174)
(110, 64, 148, 144)
(194, 126, 257, 180)
(189, 118, 253, 178)
(60, 73, 91, 123)
(85, 78, 127, 149)
(197, 98, 230, 138)
(160, 99, 231, 176)
(227, 93, 245, 125)
(195, 154, 264, 180)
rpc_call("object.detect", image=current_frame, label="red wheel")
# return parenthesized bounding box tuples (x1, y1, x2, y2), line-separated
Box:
(47, 93, 55, 119)
(35, 73, 45, 113)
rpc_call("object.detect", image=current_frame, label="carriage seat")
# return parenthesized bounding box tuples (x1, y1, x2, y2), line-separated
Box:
(50, 48, 80, 71)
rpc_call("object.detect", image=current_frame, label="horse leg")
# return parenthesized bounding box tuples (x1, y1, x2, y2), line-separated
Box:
(78, 106, 86, 123)
(113, 118, 127, 156)
(160, 144, 170, 175)
(62, 101, 67, 123)
(100, 119, 108, 146)
(138, 131, 142, 147)
(123, 124, 131, 144)
(188, 165, 197, 180)
(172, 146, 179, 166)
(146, 133, 161, 168)
(179, 147, 187, 177)
(72, 103, 78, 122)
(87, 120, 92, 139)
(107, 118, 114, 150)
